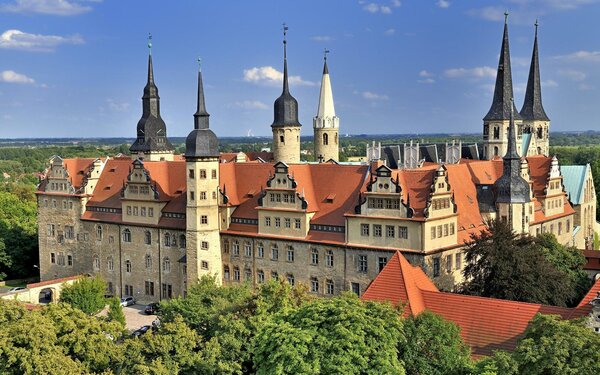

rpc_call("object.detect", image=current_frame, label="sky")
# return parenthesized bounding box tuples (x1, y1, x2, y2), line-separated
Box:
(1, 0, 600, 138)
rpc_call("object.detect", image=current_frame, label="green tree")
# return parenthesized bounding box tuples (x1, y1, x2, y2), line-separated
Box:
(400, 311, 473, 375)
(459, 219, 574, 306)
(0, 191, 37, 279)
(107, 296, 126, 327)
(60, 276, 107, 315)
(252, 293, 405, 375)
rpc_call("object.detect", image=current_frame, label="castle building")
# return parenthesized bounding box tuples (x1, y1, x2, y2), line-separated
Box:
(313, 54, 340, 163)
(36, 24, 596, 304)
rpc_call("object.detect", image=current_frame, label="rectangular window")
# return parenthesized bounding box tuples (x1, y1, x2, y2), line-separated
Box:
(224, 266, 230, 281)
(257, 270, 265, 284)
(294, 218, 301, 229)
(455, 253, 462, 270)
(233, 267, 240, 281)
(446, 254, 452, 273)
(433, 257, 440, 277)
(275, 194, 281, 202)
(275, 217, 281, 227)
(265, 217, 271, 226)
(161, 283, 173, 299)
(65, 226, 74, 239)
(148, 208, 154, 217)
(201, 241, 209, 250)
(285, 218, 291, 228)
(270, 193, 275, 202)
(190, 191, 195, 201)
(310, 278, 319, 293)
(287, 247, 295, 262)
(257, 243, 264, 258)
(201, 215, 208, 224)
(141, 207, 146, 217)
(200, 191, 206, 200)
(67, 255, 73, 266)
(398, 226, 408, 239)
(325, 250, 334, 267)
(431, 227, 436, 239)
(287, 274, 295, 286)
(271, 271, 278, 280)
(201, 261, 209, 270)
(211, 169, 217, 179)
(378, 257, 387, 272)
(232, 241, 240, 256)
(358, 255, 368, 273)
(443, 224, 448, 237)
(271, 246, 279, 260)
(361, 224, 369, 236)
(244, 243, 252, 257)
(127, 206, 132, 215)
(188, 169, 195, 179)
(47, 224, 55, 237)
(200, 170, 207, 179)
(50, 252, 56, 264)
(386, 225, 395, 238)
(326, 279, 334, 295)
(311, 248, 319, 265)
(449, 223, 455, 235)
(351, 282, 360, 296)
(283, 194, 289, 203)
(145, 281, 155, 296)
(437, 225, 442, 238)
(133, 206, 138, 216)
(245, 269, 251, 282)
(373, 225, 382, 237)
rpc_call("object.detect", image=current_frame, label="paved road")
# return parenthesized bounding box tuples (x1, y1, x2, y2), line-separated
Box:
(122, 304, 157, 331)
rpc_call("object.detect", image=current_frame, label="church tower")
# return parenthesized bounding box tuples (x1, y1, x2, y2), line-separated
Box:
(494, 99, 532, 234)
(184, 60, 222, 286)
(130, 36, 175, 161)
(482, 14, 523, 160)
(520, 21, 550, 157)
(313, 51, 339, 162)
(272, 25, 302, 164)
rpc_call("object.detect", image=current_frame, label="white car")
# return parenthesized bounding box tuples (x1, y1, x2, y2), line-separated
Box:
(8, 287, 25, 293)
(120, 296, 135, 307)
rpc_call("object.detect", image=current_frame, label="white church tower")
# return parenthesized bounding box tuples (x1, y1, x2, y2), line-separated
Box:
(313, 51, 339, 163)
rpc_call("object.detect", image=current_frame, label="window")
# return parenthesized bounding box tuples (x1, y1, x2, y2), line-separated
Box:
(164, 233, 172, 247)
(188, 169, 195, 179)
(373, 225, 382, 237)
(189, 191, 195, 201)
(287, 246, 295, 262)
(224, 265, 230, 281)
(96, 225, 102, 240)
(162, 257, 171, 273)
(180, 235, 186, 249)
(201, 215, 208, 224)
(125, 285, 134, 297)
(223, 240, 230, 253)
(446, 254, 452, 273)
(257, 243, 264, 258)
(133, 206, 139, 216)
(271, 271, 279, 280)
(311, 248, 319, 265)
(449, 223, 455, 235)
(361, 224, 369, 236)
(245, 268, 252, 282)
(47, 224, 55, 237)
(257, 270, 265, 284)
(50, 252, 56, 264)
(310, 277, 319, 293)
(145, 281, 155, 296)
(201, 261, 209, 270)
(558, 222, 563, 235)
(201, 241, 209, 250)
(275, 217, 281, 227)
(107, 257, 114, 271)
(65, 226, 74, 240)
(144, 231, 152, 245)
(145, 254, 152, 269)
(232, 241, 240, 256)
(455, 253, 462, 270)
(148, 208, 154, 217)
(127, 206, 132, 215)
(265, 217, 271, 226)
(378, 257, 388, 272)
(271, 244, 279, 260)
(212, 169, 217, 179)
(295, 218, 301, 229)
(326, 279, 334, 295)
(566, 220, 571, 233)
(200, 191, 206, 200)
(443, 224, 449, 237)
(200, 169, 206, 179)
(125, 260, 132, 273)
(381, 226, 393, 240)
(285, 218, 291, 228)
(287, 274, 295, 286)
(325, 250, 334, 267)
(437, 226, 442, 238)
(161, 283, 173, 299)
(244, 242, 252, 257)
(432, 257, 440, 277)
(93, 255, 100, 270)
(351, 282, 360, 296)
(358, 255, 368, 273)
(233, 267, 240, 281)
(122, 229, 131, 243)
(397, 226, 408, 239)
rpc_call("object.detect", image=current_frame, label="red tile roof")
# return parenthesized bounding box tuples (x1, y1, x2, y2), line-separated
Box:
(583, 250, 600, 271)
(63, 158, 97, 189)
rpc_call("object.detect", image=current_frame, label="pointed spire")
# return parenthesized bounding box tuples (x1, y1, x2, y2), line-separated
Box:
(323, 48, 330, 74)
(520, 20, 550, 121)
(505, 98, 519, 160)
(146, 33, 156, 91)
(271, 23, 301, 128)
(282, 23, 289, 94)
(483, 14, 522, 121)
(194, 57, 210, 130)
(316, 50, 336, 119)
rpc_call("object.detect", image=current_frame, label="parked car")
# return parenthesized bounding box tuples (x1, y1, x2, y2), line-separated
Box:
(144, 302, 159, 315)
(8, 287, 25, 293)
(131, 325, 151, 338)
(120, 296, 135, 307)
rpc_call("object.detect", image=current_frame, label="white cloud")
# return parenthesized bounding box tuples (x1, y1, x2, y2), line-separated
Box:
(0, 0, 95, 16)
(559, 69, 586, 81)
(418, 78, 435, 84)
(391, 0, 401, 7)
(243, 66, 315, 86)
(233, 100, 269, 110)
(418, 70, 435, 84)
(362, 91, 389, 100)
(384, 28, 395, 36)
(419, 70, 434, 77)
(0, 29, 83, 52)
(106, 99, 130, 112)
(444, 66, 496, 79)
(362, 2, 395, 14)
(437, 0, 450, 8)
(0, 70, 35, 84)
(554, 50, 600, 63)
(542, 79, 558, 88)
(578, 83, 594, 91)
(310, 35, 333, 42)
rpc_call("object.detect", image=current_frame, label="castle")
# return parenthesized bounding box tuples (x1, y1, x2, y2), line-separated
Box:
(37, 20, 596, 303)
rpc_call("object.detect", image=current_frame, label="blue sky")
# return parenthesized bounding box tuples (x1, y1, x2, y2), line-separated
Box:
(1, 0, 600, 138)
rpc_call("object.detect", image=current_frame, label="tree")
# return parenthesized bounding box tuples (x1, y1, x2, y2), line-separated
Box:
(106, 296, 126, 327)
(400, 311, 473, 375)
(459, 219, 574, 306)
(252, 293, 405, 375)
(60, 276, 107, 315)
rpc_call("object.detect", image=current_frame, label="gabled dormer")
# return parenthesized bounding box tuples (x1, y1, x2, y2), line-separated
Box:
(121, 159, 164, 225)
(261, 162, 307, 210)
(424, 166, 456, 219)
(81, 158, 106, 196)
(44, 156, 75, 194)
(542, 156, 566, 216)
(357, 165, 411, 219)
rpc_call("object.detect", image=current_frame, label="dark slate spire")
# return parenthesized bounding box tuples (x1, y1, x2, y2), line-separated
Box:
(130, 34, 174, 154)
(520, 21, 550, 121)
(494, 99, 531, 203)
(484, 13, 522, 122)
(185, 59, 219, 159)
(271, 24, 301, 128)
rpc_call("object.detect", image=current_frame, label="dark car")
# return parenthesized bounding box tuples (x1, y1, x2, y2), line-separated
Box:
(131, 325, 151, 338)
(144, 302, 160, 315)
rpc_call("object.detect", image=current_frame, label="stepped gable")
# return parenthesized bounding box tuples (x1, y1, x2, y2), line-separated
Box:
(63, 158, 98, 189)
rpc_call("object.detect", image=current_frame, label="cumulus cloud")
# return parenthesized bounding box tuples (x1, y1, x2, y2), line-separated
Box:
(444, 66, 496, 79)
(243, 66, 315, 86)
(384, 28, 395, 36)
(0, 70, 35, 84)
(0, 29, 84, 52)
(361, 1, 396, 14)
(542, 79, 559, 88)
(554, 50, 600, 63)
(233, 100, 268, 110)
(418, 70, 435, 84)
(559, 69, 587, 81)
(437, 0, 450, 8)
(310, 35, 333, 42)
(362, 91, 389, 100)
(0, 0, 96, 16)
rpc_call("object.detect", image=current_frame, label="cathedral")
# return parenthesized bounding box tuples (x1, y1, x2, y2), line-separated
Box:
(37, 21, 596, 303)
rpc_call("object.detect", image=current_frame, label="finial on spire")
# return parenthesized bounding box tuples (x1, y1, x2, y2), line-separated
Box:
(504, 11, 509, 24)
(282, 23, 288, 59)
(323, 48, 330, 61)
(534, 19, 539, 36)
(197, 57, 202, 72)
(148, 33, 152, 55)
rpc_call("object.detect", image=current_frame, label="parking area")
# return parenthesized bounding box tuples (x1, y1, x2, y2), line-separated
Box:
(122, 305, 157, 331)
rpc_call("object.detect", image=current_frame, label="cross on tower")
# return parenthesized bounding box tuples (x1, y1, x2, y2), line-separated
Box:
(323, 48, 330, 61)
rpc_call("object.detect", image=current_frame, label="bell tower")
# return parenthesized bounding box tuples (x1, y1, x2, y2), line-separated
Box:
(313, 50, 339, 163)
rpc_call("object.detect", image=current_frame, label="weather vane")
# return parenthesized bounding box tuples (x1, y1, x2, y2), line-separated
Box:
(148, 33, 152, 54)
(198, 57, 202, 72)
(534, 19, 539, 35)
(504, 11, 509, 24)
(282, 22, 288, 43)
(323, 48, 330, 61)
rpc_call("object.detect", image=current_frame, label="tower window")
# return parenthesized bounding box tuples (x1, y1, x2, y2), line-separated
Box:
(323, 133, 329, 145)
(280, 135, 285, 143)
(188, 169, 195, 179)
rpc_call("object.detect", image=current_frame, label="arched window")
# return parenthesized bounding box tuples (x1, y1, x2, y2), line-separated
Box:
(125, 260, 132, 273)
(494, 146, 499, 157)
(96, 225, 103, 240)
(93, 255, 100, 270)
(107, 257, 114, 271)
(122, 229, 131, 243)
(164, 232, 172, 247)
(537, 127, 543, 139)
(162, 257, 171, 273)
(323, 133, 329, 145)
(145, 254, 152, 269)
(144, 231, 152, 245)
(171, 234, 177, 247)
(493, 127, 500, 139)
(179, 234, 186, 249)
